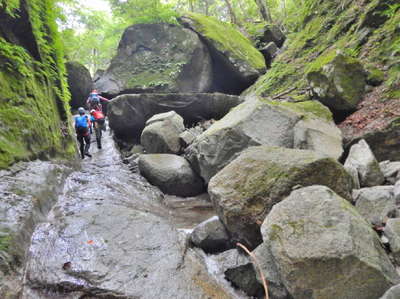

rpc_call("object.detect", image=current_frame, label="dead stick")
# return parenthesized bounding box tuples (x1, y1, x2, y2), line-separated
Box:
(272, 87, 296, 99)
(237, 242, 269, 299)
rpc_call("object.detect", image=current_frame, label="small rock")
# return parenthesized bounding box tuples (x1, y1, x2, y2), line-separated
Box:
(344, 139, 384, 187)
(380, 161, 400, 184)
(384, 219, 400, 264)
(353, 186, 396, 226)
(208, 249, 264, 298)
(380, 284, 400, 299)
(190, 216, 232, 253)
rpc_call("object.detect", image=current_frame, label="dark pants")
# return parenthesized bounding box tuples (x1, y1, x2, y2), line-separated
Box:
(77, 134, 91, 158)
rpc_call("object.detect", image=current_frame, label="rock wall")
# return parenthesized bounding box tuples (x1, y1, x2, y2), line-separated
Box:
(0, 0, 75, 169)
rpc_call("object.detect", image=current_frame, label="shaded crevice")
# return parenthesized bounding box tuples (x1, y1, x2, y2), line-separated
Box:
(0, 0, 41, 61)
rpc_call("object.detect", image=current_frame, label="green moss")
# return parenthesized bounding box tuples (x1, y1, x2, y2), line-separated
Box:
(365, 65, 385, 85)
(244, 0, 399, 104)
(270, 100, 333, 121)
(0, 235, 12, 252)
(0, 0, 75, 169)
(183, 12, 265, 71)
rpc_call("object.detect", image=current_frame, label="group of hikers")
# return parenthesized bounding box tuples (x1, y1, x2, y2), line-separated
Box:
(74, 90, 110, 159)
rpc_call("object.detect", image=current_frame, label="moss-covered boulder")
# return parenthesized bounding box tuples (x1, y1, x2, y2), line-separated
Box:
(254, 185, 399, 299)
(179, 13, 266, 94)
(208, 146, 353, 248)
(186, 95, 343, 183)
(307, 53, 366, 112)
(66, 61, 93, 109)
(0, 0, 75, 170)
(107, 93, 242, 141)
(95, 23, 213, 97)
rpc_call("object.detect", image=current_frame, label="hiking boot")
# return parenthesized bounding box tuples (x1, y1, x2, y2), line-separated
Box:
(85, 152, 92, 158)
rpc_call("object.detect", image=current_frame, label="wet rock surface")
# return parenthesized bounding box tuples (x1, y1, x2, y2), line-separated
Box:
(108, 93, 242, 141)
(21, 133, 239, 298)
(256, 185, 399, 299)
(0, 161, 73, 298)
(190, 216, 232, 253)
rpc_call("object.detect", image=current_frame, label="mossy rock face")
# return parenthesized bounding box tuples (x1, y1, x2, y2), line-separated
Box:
(0, 0, 75, 170)
(307, 53, 366, 112)
(244, 0, 399, 105)
(254, 185, 399, 299)
(208, 146, 353, 249)
(179, 13, 266, 94)
(186, 95, 343, 183)
(95, 23, 213, 97)
(66, 61, 93, 109)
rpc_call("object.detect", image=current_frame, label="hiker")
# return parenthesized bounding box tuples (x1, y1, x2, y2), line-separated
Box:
(74, 107, 92, 159)
(90, 109, 106, 149)
(86, 89, 109, 112)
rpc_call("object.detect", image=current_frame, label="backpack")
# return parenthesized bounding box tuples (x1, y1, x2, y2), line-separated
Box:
(89, 93, 100, 105)
(92, 110, 104, 120)
(75, 115, 89, 128)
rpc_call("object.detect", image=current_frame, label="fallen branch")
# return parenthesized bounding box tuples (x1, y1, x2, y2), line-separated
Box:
(236, 242, 269, 299)
(272, 87, 296, 99)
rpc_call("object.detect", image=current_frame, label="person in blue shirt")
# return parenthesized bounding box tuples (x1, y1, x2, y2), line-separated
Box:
(74, 107, 92, 159)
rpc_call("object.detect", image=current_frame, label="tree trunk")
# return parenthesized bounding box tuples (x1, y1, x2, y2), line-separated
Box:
(223, 0, 239, 25)
(204, 0, 209, 16)
(189, 0, 194, 12)
(254, 0, 272, 23)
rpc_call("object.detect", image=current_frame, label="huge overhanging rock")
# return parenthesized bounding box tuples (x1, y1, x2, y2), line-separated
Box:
(107, 93, 242, 141)
(95, 23, 213, 97)
(185, 95, 344, 183)
(179, 13, 266, 94)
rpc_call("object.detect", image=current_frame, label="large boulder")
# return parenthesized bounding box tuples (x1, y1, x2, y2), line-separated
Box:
(95, 23, 212, 96)
(208, 146, 353, 248)
(186, 95, 343, 182)
(254, 185, 399, 299)
(179, 13, 266, 94)
(139, 154, 204, 197)
(190, 216, 232, 253)
(353, 186, 396, 226)
(107, 93, 242, 141)
(66, 61, 93, 109)
(307, 53, 366, 113)
(141, 111, 185, 154)
(256, 24, 286, 48)
(344, 139, 384, 187)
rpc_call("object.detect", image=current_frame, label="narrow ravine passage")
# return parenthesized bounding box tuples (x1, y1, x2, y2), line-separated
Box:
(20, 129, 242, 298)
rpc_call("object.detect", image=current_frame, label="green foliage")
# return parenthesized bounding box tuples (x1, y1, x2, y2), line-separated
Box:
(108, 0, 179, 24)
(0, 0, 20, 17)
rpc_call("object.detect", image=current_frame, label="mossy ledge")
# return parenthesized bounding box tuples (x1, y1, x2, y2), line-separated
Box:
(245, 0, 400, 100)
(0, 0, 76, 169)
